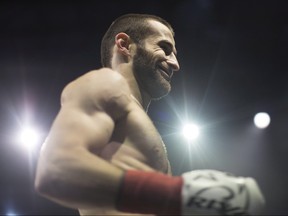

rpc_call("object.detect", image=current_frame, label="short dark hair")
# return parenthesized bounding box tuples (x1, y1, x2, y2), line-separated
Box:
(101, 13, 174, 67)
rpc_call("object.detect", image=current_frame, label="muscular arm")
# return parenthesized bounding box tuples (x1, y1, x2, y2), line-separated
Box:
(35, 68, 133, 210)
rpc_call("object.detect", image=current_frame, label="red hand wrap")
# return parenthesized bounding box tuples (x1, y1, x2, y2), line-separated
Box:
(116, 170, 183, 215)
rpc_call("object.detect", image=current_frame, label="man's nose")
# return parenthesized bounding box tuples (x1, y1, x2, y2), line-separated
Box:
(167, 54, 180, 72)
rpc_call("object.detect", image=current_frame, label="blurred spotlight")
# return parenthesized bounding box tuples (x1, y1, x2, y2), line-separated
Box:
(6, 211, 17, 216)
(182, 123, 200, 141)
(18, 126, 40, 151)
(254, 112, 270, 129)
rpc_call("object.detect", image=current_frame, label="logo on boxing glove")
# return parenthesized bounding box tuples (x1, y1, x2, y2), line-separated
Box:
(182, 170, 265, 215)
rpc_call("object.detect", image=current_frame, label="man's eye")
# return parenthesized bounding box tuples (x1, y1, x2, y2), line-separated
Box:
(162, 46, 171, 55)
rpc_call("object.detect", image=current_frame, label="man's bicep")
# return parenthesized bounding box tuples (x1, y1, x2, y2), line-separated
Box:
(46, 106, 115, 152)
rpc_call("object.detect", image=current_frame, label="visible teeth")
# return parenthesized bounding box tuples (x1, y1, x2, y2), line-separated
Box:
(159, 69, 170, 81)
(157, 65, 171, 81)
(160, 67, 169, 76)
(163, 70, 169, 76)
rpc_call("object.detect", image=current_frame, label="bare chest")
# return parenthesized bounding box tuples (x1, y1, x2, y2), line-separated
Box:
(100, 108, 169, 173)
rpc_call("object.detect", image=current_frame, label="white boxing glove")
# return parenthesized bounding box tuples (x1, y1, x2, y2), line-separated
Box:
(181, 169, 265, 215)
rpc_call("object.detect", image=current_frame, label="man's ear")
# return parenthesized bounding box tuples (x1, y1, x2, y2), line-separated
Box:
(115, 33, 131, 56)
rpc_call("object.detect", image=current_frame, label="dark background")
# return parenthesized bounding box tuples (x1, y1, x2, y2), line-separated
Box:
(0, 0, 288, 215)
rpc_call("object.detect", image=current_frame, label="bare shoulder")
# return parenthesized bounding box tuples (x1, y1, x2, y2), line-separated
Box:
(61, 68, 132, 119)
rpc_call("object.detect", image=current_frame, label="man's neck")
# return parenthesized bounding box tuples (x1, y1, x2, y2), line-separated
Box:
(113, 64, 151, 112)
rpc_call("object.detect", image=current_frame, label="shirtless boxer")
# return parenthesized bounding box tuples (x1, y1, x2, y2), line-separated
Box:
(35, 14, 265, 215)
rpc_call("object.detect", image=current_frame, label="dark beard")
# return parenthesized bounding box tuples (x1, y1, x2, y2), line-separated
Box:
(132, 46, 171, 100)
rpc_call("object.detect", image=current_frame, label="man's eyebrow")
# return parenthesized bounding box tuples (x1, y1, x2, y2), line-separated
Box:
(159, 40, 177, 56)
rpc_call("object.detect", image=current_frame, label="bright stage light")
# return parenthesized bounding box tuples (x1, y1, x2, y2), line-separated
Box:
(6, 211, 17, 216)
(182, 123, 200, 140)
(254, 112, 270, 129)
(18, 126, 40, 150)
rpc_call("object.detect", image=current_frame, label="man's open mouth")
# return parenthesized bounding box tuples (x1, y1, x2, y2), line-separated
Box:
(157, 65, 173, 82)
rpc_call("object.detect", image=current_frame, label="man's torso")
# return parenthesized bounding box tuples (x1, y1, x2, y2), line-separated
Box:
(77, 71, 170, 215)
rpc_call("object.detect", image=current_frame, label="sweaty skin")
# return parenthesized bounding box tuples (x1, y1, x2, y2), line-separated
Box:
(36, 69, 171, 216)
(35, 19, 179, 216)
